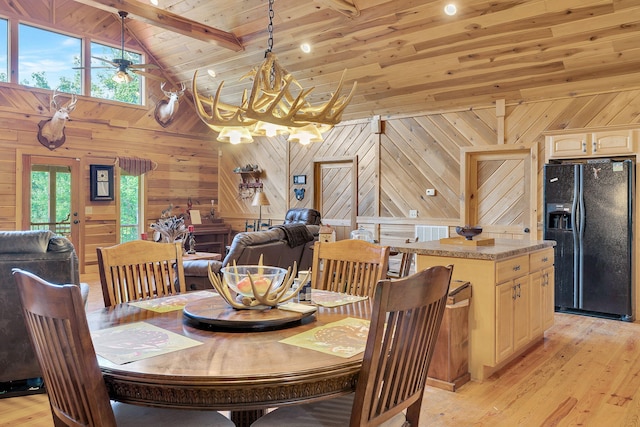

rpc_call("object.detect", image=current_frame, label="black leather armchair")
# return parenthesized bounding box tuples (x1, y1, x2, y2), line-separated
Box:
(284, 208, 322, 225)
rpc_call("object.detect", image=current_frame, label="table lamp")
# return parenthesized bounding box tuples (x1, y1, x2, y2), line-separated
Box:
(252, 190, 270, 230)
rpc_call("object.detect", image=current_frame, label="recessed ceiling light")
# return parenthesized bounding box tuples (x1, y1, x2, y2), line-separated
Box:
(444, 4, 457, 16)
(207, 69, 216, 78)
(300, 43, 311, 53)
(150, 0, 159, 5)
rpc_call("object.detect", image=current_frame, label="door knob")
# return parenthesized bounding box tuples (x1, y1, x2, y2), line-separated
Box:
(73, 220, 80, 224)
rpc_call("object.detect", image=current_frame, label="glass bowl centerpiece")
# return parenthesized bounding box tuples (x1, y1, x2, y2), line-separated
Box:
(208, 260, 310, 309)
(223, 265, 286, 297)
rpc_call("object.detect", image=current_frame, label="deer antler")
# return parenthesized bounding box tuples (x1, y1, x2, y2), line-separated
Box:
(192, 52, 357, 131)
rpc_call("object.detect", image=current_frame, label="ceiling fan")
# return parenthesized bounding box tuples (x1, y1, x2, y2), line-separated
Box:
(80, 11, 163, 83)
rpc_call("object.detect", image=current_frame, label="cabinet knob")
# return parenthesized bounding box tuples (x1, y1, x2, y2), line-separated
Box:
(582, 141, 587, 153)
(542, 257, 548, 262)
(592, 141, 597, 153)
(513, 265, 521, 271)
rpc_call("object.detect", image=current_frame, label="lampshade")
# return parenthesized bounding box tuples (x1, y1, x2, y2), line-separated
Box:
(252, 191, 270, 207)
(288, 124, 324, 145)
(217, 127, 254, 144)
(252, 121, 289, 137)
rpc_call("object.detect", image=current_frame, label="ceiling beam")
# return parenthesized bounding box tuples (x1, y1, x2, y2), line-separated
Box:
(73, 0, 244, 52)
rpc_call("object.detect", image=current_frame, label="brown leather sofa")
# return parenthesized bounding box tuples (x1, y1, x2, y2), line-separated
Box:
(0, 230, 84, 389)
(184, 209, 321, 291)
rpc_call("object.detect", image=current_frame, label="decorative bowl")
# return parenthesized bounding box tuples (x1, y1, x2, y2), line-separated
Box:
(455, 225, 483, 240)
(221, 265, 287, 297)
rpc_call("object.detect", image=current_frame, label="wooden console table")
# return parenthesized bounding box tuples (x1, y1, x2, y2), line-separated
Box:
(191, 220, 231, 255)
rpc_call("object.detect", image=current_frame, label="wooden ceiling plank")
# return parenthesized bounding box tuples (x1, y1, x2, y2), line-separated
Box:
(72, 0, 244, 51)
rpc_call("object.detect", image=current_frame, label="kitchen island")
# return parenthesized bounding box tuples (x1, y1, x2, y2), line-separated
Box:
(391, 238, 556, 381)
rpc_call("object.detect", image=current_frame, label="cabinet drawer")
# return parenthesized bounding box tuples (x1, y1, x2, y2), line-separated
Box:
(496, 255, 529, 283)
(530, 248, 554, 271)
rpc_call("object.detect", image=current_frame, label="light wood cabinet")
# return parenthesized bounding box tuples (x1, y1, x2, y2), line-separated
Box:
(542, 266, 555, 330)
(495, 276, 530, 364)
(416, 245, 554, 381)
(530, 248, 554, 337)
(546, 128, 636, 160)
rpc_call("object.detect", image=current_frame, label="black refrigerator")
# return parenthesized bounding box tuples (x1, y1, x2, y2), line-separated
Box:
(543, 159, 633, 321)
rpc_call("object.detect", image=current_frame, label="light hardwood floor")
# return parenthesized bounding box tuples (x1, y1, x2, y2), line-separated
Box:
(2, 275, 640, 426)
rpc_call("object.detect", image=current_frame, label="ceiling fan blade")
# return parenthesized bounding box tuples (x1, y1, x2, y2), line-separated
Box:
(91, 56, 118, 67)
(131, 69, 165, 81)
(73, 66, 112, 70)
(128, 63, 160, 70)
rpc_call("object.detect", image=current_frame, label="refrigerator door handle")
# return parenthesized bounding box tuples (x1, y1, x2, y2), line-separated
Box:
(571, 164, 581, 309)
(577, 165, 585, 309)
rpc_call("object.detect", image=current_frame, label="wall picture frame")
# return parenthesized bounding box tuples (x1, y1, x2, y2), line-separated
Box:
(293, 174, 307, 185)
(90, 164, 114, 201)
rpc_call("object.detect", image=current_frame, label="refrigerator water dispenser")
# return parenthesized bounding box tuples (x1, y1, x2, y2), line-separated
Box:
(546, 203, 572, 230)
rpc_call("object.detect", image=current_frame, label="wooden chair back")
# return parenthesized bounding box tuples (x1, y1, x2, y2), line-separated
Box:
(12, 269, 118, 427)
(387, 237, 418, 279)
(311, 239, 390, 297)
(352, 265, 453, 426)
(97, 240, 186, 307)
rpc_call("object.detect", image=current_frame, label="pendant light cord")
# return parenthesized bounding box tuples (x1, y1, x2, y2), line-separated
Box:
(119, 11, 127, 60)
(265, 0, 274, 56)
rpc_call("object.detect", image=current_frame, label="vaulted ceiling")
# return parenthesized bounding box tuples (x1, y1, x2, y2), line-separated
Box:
(5, 0, 640, 121)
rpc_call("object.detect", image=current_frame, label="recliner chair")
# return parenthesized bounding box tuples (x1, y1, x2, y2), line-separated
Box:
(284, 208, 321, 225)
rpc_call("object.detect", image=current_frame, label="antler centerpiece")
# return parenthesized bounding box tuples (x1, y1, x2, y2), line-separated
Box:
(208, 258, 310, 310)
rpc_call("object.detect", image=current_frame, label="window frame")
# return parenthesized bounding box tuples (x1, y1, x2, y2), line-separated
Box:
(2, 14, 148, 106)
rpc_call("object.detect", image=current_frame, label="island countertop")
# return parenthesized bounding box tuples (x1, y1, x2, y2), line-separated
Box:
(390, 238, 556, 261)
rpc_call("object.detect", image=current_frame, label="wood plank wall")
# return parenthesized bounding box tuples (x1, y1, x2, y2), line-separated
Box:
(220, 89, 640, 249)
(0, 84, 218, 273)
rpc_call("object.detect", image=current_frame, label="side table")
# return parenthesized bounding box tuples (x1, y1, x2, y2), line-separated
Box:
(182, 252, 222, 261)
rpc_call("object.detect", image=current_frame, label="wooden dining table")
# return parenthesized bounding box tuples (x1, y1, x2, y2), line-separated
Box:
(86, 290, 372, 427)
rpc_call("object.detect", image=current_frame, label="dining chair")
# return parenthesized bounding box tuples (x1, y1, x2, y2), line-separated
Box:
(11, 268, 235, 427)
(311, 239, 390, 297)
(251, 264, 454, 427)
(387, 237, 418, 279)
(97, 240, 186, 307)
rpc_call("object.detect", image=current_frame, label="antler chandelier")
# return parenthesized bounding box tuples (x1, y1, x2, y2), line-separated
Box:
(192, 0, 357, 145)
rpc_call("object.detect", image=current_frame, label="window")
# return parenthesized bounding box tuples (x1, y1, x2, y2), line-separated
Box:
(0, 18, 7, 82)
(91, 41, 142, 105)
(18, 24, 81, 93)
(11, 19, 146, 104)
(120, 173, 142, 242)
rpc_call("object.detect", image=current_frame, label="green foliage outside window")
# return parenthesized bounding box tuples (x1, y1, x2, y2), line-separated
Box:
(30, 168, 71, 236)
(120, 174, 140, 242)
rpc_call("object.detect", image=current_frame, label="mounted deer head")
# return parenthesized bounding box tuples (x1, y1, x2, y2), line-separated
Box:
(154, 82, 186, 128)
(37, 88, 78, 150)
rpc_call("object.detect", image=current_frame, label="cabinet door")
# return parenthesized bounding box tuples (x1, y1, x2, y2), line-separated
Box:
(529, 270, 543, 338)
(542, 267, 555, 330)
(495, 280, 515, 364)
(513, 277, 530, 351)
(547, 133, 589, 158)
(592, 129, 634, 156)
